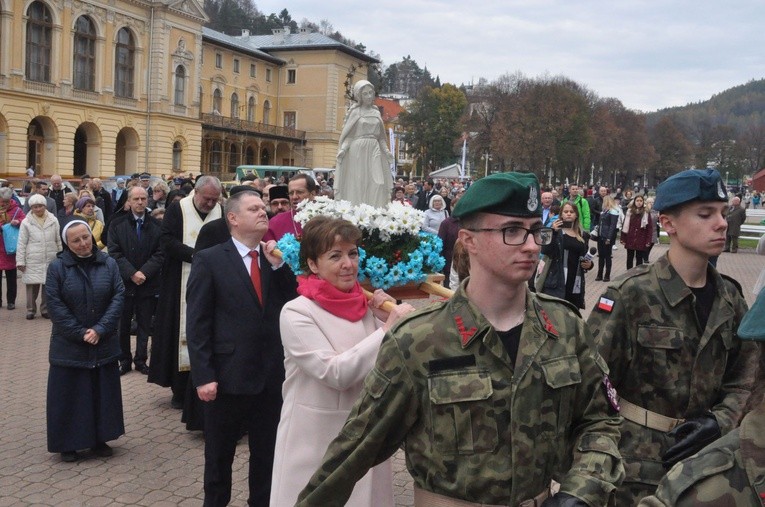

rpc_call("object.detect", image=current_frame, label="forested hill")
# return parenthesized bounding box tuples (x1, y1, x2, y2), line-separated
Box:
(647, 79, 765, 134)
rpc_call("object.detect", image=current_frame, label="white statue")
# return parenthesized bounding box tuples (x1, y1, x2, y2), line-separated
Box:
(335, 80, 394, 208)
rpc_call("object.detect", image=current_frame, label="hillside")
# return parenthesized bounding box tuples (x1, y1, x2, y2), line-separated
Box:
(647, 78, 765, 134)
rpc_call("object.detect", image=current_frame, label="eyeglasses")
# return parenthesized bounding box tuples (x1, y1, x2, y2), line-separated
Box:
(465, 226, 553, 246)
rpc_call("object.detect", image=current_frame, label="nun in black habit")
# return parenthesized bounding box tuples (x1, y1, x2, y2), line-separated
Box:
(45, 219, 125, 462)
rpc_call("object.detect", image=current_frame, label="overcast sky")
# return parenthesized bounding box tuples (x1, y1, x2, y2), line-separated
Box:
(255, 0, 764, 112)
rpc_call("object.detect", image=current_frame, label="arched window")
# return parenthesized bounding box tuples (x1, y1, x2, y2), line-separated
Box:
(212, 89, 222, 114)
(229, 143, 239, 172)
(231, 93, 239, 118)
(26, 1, 53, 82)
(174, 66, 186, 105)
(73, 16, 96, 91)
(115, 28, 135, 98)
(247, 96, 255, 122)
(210, 141, 222, 172)
(172, 141, 182, 171)
(263, 100, 271, 125)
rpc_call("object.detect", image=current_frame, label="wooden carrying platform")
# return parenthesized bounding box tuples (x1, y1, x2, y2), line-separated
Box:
(361, 274, 453, 306)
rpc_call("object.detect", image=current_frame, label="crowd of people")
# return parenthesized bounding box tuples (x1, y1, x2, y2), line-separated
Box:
(1, 167, 764, 506)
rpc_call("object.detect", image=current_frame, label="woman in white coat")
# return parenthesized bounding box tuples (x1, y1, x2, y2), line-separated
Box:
(271, 216, 414, 507)
(16, 194, 61, 319)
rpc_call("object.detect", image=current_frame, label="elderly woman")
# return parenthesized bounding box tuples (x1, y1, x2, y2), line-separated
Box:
(421, 194, 449, 234)
(57, 193, 78, 224)
(335, 80, 394, 208)
(73, 197, 105, 250)
(270, 216, 414, 507)
(0, 187, 26, 310)
(149, 181, 169, 210)
(45, 220, 125, 462)
(78, 189, 105, 223)
(16, 194, 61, 319)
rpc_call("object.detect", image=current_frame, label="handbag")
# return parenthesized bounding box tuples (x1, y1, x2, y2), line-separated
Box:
(1, 209, 21, 255)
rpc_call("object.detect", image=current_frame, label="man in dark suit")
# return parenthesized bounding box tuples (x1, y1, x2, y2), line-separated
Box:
(108, 186, 163, 375)
(415, 178, 437, 211)
(186, 191, 298, 507)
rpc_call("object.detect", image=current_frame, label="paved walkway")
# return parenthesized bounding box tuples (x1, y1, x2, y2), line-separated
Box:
(1, 244, 764, 506)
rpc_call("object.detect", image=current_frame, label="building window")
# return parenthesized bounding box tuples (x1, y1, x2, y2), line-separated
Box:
(26, 1, 53, 82)
(172, 141, 182, 171)
(229, 143, 239, 172)
(73, 16, 97, 91)
(215, 53, 222, 68)
(233, 58, 239, 73)
(265, 68, 272, 82)
(287, 69, 296, 84)
(263, 100, 271, 124)
(210, 141, 222, 172)
(212, 88, 222, 114)
(114, 28, 135, 98)
(174, 66, 186, 105)
(231, 93, 239, 118)
(247, 96, 255, 122)
(283, 111, 296, 129)
(250, 63, 256, 78)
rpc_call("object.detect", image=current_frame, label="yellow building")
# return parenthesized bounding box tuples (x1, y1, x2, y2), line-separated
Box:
(0, 0, 378, 179)
(0, 0, 208, 178)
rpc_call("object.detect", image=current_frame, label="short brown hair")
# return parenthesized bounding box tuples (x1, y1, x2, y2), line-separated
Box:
(299, 216, 361, 273)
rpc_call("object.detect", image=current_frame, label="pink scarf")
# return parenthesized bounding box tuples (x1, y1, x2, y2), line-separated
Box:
(297, 274, 368, 322)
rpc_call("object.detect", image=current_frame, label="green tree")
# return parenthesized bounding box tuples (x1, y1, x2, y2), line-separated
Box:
(650, 116, 693, 182)
(400, 84, 468, 174)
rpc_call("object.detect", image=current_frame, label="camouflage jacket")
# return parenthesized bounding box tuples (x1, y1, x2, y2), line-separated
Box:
(638, 405, 765, 506)
(297, 282, 624, 507)
(587, 253, 757, 489)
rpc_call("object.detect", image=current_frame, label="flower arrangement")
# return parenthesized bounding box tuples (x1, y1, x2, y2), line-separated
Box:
(276, 197, 446, 290)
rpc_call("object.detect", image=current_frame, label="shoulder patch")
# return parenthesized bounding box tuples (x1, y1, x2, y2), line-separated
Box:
(388, 299, 447, 334)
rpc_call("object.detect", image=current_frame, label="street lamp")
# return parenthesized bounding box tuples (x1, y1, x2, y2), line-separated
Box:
(726, 171, 729, 186)
(482, 153, 492, 177)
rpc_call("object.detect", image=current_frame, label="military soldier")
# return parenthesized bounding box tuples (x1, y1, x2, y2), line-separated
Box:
(297, 172, 624, 507)
(638, 303, 765, 507)
(587, 169, 759, 506)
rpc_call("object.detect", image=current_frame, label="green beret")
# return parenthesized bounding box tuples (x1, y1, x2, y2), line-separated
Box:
(453, 172, 542, 219)
(653, 169, 728, 212)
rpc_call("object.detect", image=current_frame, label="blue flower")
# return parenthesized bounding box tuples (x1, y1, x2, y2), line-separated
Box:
(277, 234, 302, 274)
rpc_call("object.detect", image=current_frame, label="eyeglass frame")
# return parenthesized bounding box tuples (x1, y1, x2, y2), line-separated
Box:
(464, 225, 554, 246)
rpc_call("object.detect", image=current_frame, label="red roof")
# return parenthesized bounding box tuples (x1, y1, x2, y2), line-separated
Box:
(375, 98, 403, 122)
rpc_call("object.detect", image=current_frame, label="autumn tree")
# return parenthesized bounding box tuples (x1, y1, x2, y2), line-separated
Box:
(400, 84, 468, 174)
(649, 116, 693, 182)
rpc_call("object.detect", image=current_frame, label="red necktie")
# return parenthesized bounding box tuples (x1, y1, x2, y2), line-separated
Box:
(249, 250, 263, 304)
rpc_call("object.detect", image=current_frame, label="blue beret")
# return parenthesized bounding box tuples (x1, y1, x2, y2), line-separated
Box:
(653, 169, 728, 212)
(453, 172, 542, 219)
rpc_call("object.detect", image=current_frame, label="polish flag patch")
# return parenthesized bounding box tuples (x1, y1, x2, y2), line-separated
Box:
(598, 297, 615, 312)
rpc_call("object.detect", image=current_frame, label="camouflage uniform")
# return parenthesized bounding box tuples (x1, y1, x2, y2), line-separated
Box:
(587, 252, 758, 505)
(297, 282, 624, 507)
(638, 404, 765, 507)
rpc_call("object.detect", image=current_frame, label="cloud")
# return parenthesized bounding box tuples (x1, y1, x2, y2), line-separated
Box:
(255, 0, 765, 111)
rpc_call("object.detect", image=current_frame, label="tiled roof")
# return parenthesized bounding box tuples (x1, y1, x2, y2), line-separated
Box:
(204, 27, 378, 64)
(202, 27, 284, 64)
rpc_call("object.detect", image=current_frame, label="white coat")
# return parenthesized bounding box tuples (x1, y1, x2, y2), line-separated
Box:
(270, 296, 394, 507)
(16, 211, 61, 285)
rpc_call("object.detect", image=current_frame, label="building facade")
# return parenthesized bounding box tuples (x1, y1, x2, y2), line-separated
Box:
(0, 0, 376, 179)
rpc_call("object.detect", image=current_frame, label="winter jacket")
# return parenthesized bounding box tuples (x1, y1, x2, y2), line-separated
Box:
(621, 210, 653, 251)
(598, 208, 620, 244)
(45, 249, 125, 368)
(0, 200, 25, 269)
(73, 211, 105, 250)
(16, 211, 61, 284)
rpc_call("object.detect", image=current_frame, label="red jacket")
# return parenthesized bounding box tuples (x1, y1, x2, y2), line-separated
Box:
(621, 210, 653, 251)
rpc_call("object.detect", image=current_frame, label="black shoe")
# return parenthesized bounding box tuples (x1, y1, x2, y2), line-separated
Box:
(61, 451, 79, 462)
(595, 276, 603, 281)
(119, 361, 131, 376)
(603, 276, 610, 282)
(722, 249, 730, 252)
(41, 312, 49, 319)
(170, 395, 184, 410)
(90, 442, 113, 457)
(135, 363, 150, 375)
(7, 303, 15, 310)
(26, 313, 35, 320)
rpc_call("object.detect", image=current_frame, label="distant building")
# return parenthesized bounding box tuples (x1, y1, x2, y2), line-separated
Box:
(0, 1, 377, 178)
